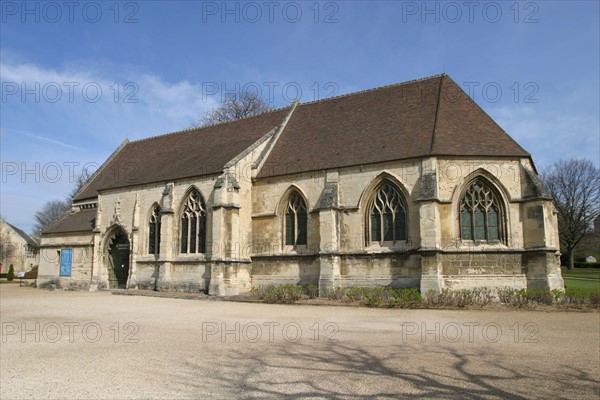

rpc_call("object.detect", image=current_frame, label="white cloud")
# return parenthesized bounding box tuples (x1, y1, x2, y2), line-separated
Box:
(0, 60, 222, 234)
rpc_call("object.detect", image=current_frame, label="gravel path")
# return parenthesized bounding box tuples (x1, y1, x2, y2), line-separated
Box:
(1, 285, 599, 399)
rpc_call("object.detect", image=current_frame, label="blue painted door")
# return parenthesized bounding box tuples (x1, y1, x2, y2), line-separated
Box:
(59, 248, 72, 277)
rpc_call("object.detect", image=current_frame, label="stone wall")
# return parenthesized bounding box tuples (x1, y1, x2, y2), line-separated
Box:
(38, 154, 564, 294)
(251, 255, 320, 287)
(37, 232, 94, 289)
(339, 254, 421, 288)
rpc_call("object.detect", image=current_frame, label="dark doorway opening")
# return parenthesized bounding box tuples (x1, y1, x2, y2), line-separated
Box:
(107, 229, 130, 289)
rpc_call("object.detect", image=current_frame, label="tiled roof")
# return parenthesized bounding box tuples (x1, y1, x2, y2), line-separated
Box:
(74, 74, 529, 199)
(257, 74, 529, 177)
(43, 209, 97, 234)
(74, 108, 292, 201)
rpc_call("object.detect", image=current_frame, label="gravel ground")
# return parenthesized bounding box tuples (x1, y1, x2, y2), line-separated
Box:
(1, 285, 599, 399)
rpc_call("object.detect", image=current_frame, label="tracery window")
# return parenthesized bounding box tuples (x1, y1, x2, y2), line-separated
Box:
(285, 193, 307, 246)
(148, 205, 161, 255)
(367, 182, 407, 243)
(459, 179, 504, 242)
(180, 189, 207, 254)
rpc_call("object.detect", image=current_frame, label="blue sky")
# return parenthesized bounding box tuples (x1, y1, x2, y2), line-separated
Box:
(1, 0, 599, 234)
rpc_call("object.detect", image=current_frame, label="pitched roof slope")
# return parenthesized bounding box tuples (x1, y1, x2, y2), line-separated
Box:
(74, 74, 530, 197)
(257, 74, 529, 178)
(74, 108, 292, 201)
(43, 209, 97, 234)
(3, 221, 38, 246)
(430, 76, 529, 156)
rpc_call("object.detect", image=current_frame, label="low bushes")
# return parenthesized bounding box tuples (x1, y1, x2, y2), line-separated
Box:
(425, 287, 494, 308)
(328, 287, 422, 308)
(251, 284, 304, 304)
(495, 287, 600, 308)
(251, 284, 600, 309)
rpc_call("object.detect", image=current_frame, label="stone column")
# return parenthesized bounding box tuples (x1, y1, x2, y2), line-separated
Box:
(316, 178, 341, 296)
(417, 157, 444, 292)
(208, 171, 242, 296)
(522, 201, 564, 290)
(89, 229, 101, 291)
(157, 209, 174, 291)
(420, 251, 444, 293)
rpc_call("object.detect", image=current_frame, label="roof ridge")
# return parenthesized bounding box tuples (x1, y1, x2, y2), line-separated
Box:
(4, 221, 37, 245)
(429, 75, 445, 153)
(129, 104, 294, 144)
(72, 139, 129, 202)
(298, 73, 447, 107)
(126, 74, 447, 144)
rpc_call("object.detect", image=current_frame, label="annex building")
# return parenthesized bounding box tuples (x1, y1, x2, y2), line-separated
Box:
(37, 74, 564, 295)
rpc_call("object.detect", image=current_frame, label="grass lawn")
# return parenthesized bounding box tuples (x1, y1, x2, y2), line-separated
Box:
(561, 268, 600, 279)
(561, 267, 600, 289)
(563, 279, 600, 290)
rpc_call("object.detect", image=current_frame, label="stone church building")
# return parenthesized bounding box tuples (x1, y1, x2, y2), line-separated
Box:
(37, 74, 564, 295)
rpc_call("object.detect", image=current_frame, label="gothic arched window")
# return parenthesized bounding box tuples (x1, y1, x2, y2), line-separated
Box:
(459, 179, 504, 242)
(367, 182, 407, 243)
(285, 192, 307, 246)
(148, 205, 161, 255)
(180, 189, 207, 254)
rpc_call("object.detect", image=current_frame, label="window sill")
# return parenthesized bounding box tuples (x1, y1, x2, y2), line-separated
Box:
(458, 240, 508, 250)
(282, 245, 309, 255)
(366, 241, 411, 252)
(174, 253, 208, 262)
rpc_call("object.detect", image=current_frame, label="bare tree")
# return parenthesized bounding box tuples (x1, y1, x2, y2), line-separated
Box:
(541, 159, 600, 270)
(32, 199, 71, 236)
(70, 168, 93, 198)
(32, 170, 93, 237)
(192, 91, 273, 127)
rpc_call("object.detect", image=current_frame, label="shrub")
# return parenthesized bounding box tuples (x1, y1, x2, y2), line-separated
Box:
(327, 287, 346, 300)
(425, 288, 457, 307)
(304, 284, 319, 299)
(564, 287, 600, 307)
(391, 288, 423, 308)
(589, 290, 600, 307)
(525, 289, 555, 305)
(472, 287, 494, 306)
(551, 289, 566, 305)
(424, 288, 491, 307)
(7, 265, 14, 281)
(497, 287, 528, 307)
(261, 284, 304, 304)
(454, 289, 476, 307)
(250, 286, 267, 299)
(362, 288, 385, 307)
(345, 287, 366, 302)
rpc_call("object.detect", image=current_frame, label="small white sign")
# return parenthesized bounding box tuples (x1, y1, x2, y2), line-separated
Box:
(17, 272, 26, 278)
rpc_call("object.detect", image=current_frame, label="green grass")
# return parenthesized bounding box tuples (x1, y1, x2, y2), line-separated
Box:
(561, 268, 600, 278)
(561, 267, 600, 290)
(564, 279, 600, 290)
(563, 278, 600, 290)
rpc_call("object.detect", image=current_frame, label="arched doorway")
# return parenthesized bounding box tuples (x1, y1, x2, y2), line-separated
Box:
(106, 228, 130, 289)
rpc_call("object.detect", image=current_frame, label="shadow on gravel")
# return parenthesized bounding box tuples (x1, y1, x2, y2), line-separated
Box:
(161, 342, 599, 399)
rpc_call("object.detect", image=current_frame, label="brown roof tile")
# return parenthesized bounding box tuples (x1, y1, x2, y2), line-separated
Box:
(257, 74, 529, 178)
(74, 108, 292, 201)
(430, 76, 529, 157)
(44, 209, 97, 234)
(74, 74, 530, 197)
